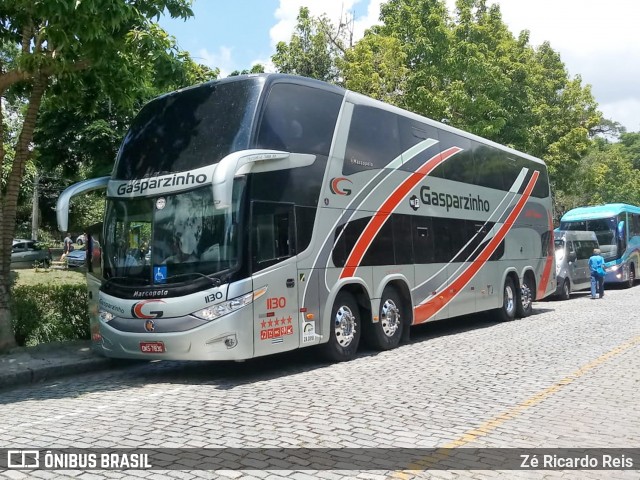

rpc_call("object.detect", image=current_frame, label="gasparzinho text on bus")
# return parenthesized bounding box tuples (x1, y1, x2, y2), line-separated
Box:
(56, 74, 556, 361)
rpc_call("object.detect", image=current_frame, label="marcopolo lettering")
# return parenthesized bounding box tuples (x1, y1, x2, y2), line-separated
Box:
(116, 172, 208, 195)
(420, 186, 490, 213)
(132, 290, 169, 298)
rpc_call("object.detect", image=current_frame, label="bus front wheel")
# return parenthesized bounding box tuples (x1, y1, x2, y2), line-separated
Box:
(320, 292, 361, 362)
(559, 279, 571, 301)
(365, 286, 403, 351)
(626, 265, 635, 288)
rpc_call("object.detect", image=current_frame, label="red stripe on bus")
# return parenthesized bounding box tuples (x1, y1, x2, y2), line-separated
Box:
(537, 213, 555, 299)
(340, 147, 462, 279)
(413, 171, 540, 324)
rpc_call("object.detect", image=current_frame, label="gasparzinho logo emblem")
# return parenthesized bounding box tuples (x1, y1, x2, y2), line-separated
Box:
(329, 177, 353, 196)
(131, 299, 166, 319)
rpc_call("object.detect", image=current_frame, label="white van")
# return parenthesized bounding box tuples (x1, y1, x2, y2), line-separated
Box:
(554, 230, 600, 299)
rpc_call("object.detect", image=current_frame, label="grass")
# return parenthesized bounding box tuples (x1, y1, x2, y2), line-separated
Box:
(11, 267, 87, 288)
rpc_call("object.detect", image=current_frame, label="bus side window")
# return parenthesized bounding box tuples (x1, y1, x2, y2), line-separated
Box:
(413, 216, 435, 264)
(251, 201, 295, 272)
(632, 214, 640, 238)
(344, 105, 402, 175)
(256, 83, 342, 156)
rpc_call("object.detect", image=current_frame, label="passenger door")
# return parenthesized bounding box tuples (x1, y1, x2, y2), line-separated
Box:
(250, 201, 300, 357)
(573, 240, 590, 286)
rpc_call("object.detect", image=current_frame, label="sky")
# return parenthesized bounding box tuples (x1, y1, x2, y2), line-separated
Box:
(160, 0, 640, 132)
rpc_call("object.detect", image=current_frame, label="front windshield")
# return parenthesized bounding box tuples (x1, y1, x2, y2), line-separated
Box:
(560, 217, 618, 261)
(114, 78, 263, 180)
(103, 182, 245, 285)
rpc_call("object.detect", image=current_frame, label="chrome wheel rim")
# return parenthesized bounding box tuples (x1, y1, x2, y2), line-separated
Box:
(380, 299, 400, 337)
(505, 285, 515, 315)
(521, 284, 532, 311)
(334, 305, 356, 347)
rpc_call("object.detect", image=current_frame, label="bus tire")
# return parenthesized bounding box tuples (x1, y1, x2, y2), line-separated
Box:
(496, 276, 516, 322)
(365, 286, 403, 351)
(517, 274, 534, 318)
(320, 291, 361, 362)
(626, 265, 635, 288)
(559, 279, 570, 300)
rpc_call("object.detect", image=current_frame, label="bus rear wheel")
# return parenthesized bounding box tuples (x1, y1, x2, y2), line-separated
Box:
(320, 292, 361, 362)
(496, 277, 516, 322)
(365, 286, 403, 351)
(517, 275, 534, 318)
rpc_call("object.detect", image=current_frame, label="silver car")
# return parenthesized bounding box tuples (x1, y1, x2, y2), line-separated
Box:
(11, 239, 52, 269)
(554, 230, 600, 300)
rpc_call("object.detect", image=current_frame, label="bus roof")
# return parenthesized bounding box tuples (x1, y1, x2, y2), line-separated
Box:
(156, 73, 545, 168)
(344, 89, 545, 166)
(561, 203, 640, 221)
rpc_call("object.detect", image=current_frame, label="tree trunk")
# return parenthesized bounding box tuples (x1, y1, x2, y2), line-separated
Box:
(0, 75, 47, 352)
(31, 171, 40, 240)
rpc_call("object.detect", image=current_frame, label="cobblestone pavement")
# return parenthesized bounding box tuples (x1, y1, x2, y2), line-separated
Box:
(1, 284, 639, 480)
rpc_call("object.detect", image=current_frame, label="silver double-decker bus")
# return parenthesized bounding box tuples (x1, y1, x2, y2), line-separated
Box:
(57, 74, 555, 362)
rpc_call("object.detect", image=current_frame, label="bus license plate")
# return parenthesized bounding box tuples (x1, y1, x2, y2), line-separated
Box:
(140, 341, 165, 353)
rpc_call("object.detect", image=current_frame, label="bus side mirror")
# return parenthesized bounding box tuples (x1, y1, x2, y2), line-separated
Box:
(56, 176, 110, 232)
(212, 150, 315, 208)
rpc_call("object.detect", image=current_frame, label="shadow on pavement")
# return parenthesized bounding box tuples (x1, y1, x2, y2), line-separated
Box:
(0, 303, 555, 405)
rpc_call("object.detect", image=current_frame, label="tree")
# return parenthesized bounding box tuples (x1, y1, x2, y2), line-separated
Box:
(338, 34, 408, 105)
(272, 7, 337, 82)
(376, 0, 452, 117)
(229, 64, 265, 77)
(557, 140, 640, 211)
(591, 118, 626, 140)
(375, 0, 599, 197)
(0, 0, 214, 351)
(619, 132, 640, 169)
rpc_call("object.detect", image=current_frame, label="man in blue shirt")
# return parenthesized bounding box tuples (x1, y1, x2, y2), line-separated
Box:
(588, 248, 606, 299)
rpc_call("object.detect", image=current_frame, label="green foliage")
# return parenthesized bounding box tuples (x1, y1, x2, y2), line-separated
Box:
(272, 7, 337, 82)
(1, 0, 217, 350)
(338, 34, 408, 104)
(619, 132, 640, 169)
(67, 191, 106, 233)
(10, 284, 89, 346)
(557, 141, 640, 211)
(229, 64, 266, 77)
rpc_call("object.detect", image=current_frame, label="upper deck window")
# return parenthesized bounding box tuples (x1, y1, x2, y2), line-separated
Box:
(114, 78, 263, 180)
(255, 83, 342, 156)
(344, 105, 403, 175)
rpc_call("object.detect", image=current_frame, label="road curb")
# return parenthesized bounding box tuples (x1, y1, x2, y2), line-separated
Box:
(0, 341, 115, 391)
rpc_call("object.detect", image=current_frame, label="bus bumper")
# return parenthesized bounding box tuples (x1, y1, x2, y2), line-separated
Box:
(604, 264, 629, 284)
(95, 312, 255, 361)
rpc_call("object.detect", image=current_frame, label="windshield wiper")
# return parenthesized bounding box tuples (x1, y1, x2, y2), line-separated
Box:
(164, 272, 222, 287)
(103, 275, 142, 289)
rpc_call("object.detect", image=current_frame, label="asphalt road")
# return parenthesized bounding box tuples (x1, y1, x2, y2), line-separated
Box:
(1, 283, 639, 479)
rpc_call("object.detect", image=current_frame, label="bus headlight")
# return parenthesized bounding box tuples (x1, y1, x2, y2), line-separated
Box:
(99, 309, 114, 322)
(609, 265, 620, 272)
(193, 287, 267, 321)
